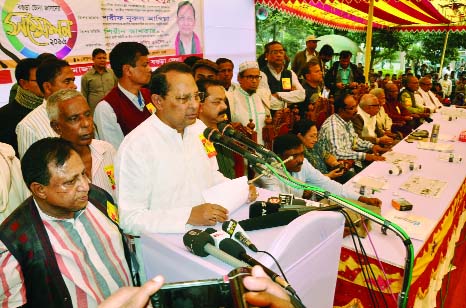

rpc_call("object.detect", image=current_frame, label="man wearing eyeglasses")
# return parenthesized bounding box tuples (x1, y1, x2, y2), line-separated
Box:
(418, 76, 443, 112)
(351, 94, 394, 147)
(94, 42, 153, 149)
(317, 93, 386, 172)
(227, 61, 271, 145)
(259, 41, 305, 113)
(116, 62, 234, 235)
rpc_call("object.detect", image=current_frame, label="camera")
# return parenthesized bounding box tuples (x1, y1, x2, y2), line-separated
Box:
(151, 267, 251, 308)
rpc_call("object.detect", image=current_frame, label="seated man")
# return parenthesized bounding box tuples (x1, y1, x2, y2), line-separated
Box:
(47, 89, 117, 199)
(258, 134, 381, 207)
(418, 76, 443, 112)
(352, 94, 394, 147)
(316, 93, 386, 171)
(383, 83, 415, 137)
(398, 76, 430, 127)
(116, 62, 254, 235)
(0, 138, 131, 307)
(192, 58, 219, 81)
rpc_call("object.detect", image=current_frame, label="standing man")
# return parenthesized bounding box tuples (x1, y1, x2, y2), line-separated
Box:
(81, 48, 117, 114)
(0, 58, 43, 156)
(16, 59, 77, 158)
(317, 44, 334, 76)
(0, 138, 131, 307)
(259, 41, 305, 113)
(197, 79, 238, 179)
(439, 73, 452, 99)
(301, 58, 323, 119)
(291, 35, 320, 77)
(94, 42, 153, 149)
(47, 89, 117, 199)
(324, 50, 364, 98)
(229, 61, 271, 145)
(216, 57, 238, 92)
(317, 93, 386, 171)
(192, 59, 218, 81)
(116, 62, 231, 234)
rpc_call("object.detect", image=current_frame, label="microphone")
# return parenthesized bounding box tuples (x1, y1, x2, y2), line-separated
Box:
(205, 227, 230, 247)
(204, 127, 267, 166)
(219, 238, 295, 294)
(183, 229, 248, 268)
(239, 211, 300, 231)
(217, 122, 277, 160)
(222, 220, 258, 252)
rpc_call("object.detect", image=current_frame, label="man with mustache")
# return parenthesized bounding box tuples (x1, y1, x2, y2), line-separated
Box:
(197, 79, 238, 179)
(47, 89, 117, 199)
(0, 138, 131, 307)
(259, 134, 381, 207)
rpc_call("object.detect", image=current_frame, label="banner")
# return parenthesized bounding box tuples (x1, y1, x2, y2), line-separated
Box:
(0, 0, 204, 82)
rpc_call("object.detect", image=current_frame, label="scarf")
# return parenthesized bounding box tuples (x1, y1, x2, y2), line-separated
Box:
(15, 86, 43, 110)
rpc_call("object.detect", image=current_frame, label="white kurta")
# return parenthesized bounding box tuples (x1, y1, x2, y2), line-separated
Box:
(227, 87, 270, 145)
(116, 116, 228, 234)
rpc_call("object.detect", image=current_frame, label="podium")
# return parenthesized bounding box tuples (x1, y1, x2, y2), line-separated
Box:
(141, 198, 345, 308)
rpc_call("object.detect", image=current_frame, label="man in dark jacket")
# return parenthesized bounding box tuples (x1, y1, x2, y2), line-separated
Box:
(324, 50, 364, 98)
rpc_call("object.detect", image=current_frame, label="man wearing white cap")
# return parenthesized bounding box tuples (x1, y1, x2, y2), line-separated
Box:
(227, 61, 271, 145)
(291, 35, 320, 77)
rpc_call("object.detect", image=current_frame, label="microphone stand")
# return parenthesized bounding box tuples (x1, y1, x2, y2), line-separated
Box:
(262, 158, 414, 308)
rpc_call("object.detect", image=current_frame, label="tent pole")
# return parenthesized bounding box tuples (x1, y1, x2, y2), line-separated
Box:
(438, 30, 450, 76)
(364, 0, 375, 84)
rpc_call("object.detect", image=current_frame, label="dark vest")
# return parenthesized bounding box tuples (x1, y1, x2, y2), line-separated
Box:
(261, 66, 293, 94)
(0, 184, 131, 308)
(104, 87, 152, 135)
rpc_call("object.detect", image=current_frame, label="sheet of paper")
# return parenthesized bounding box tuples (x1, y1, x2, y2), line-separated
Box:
(384, 210, 435, 241)
(399, 175, 447, 198)
(202, 176, 249, 213)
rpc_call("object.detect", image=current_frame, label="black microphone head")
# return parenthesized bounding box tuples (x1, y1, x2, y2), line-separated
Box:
(183, 229, 214, 257)
(205, 228, 217, 234)
(217, 122, 234, 136)
(203, 127, 221, 142)
(219, 238, 246, 259)
(249, 201, 280, 218)
(239, 210, 300, 231)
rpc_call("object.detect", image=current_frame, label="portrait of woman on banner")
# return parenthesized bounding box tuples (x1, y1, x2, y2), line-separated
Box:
(175, 1, 202, 55)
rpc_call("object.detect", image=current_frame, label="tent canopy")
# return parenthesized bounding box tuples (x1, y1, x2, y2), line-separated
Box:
(256, 0, 466, 32)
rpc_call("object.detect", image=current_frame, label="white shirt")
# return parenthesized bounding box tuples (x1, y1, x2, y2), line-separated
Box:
(227, 87, 271, 145)
(94, 84, 144, 149)
(357, 106, 377, 139)
(259, 65, 305, 110)
(0, 143, 30, 224)
(376, 106, 393, 131)
(258, 158, 360, 200)
(116, 116, 228, 234)
(418, 88, 443, 112)
(439, 79, 452, 97)
(90, 139, 117, 200)
(15, 101, 58, 158)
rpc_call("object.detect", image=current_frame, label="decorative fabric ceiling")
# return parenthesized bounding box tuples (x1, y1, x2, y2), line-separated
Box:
(256, 0, 466, 32)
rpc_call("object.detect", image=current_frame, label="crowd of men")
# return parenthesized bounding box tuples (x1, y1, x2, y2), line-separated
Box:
(0, 34, 456, 306)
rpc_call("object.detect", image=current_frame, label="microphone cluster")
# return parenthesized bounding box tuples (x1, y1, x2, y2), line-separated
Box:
(183, 226, 294, 293)
(203, 124, 279, 169)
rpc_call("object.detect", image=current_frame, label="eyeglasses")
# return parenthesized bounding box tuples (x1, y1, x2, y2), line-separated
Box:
(242, 75, 262, 81)
(344, 105, 358, 111)
(167, 92, 205, 104)
(269, 49, 285, 55)
(367, 104, 381, 108)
